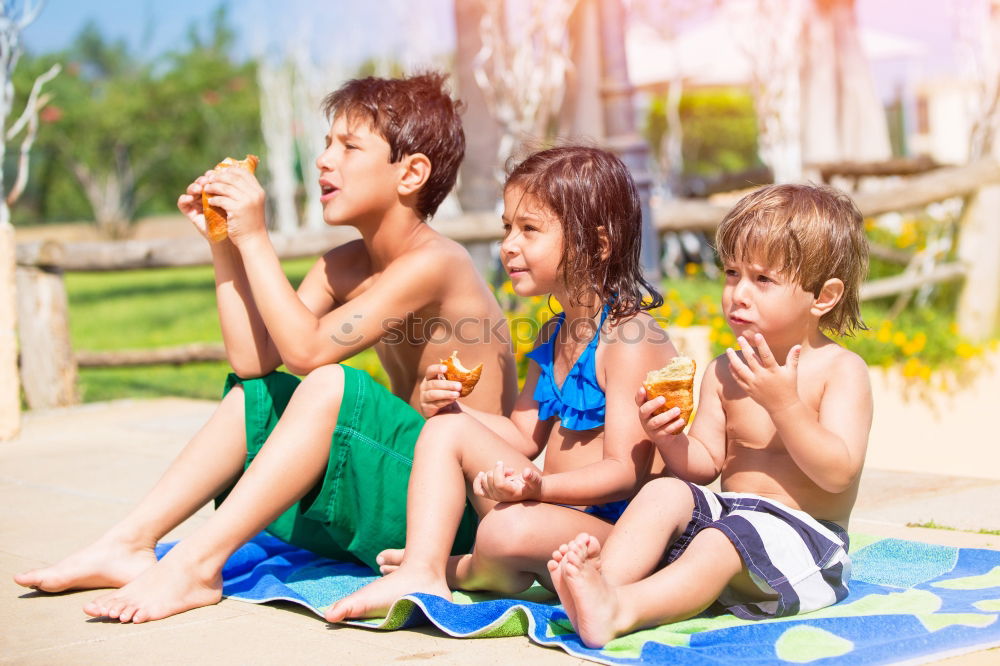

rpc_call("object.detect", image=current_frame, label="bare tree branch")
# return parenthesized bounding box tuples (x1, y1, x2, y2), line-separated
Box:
(6, 63, 59, 205)
(6, 61, 58, 140)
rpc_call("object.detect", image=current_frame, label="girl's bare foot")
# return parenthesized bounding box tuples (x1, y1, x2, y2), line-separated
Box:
(82, 547, 222, 623)
(14, 535, 157, 593)
(324, 565, 451, 623)
(557, 533, 623, 648)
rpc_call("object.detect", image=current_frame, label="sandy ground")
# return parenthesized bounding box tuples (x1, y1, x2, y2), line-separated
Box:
(2, 387, 1000, 664)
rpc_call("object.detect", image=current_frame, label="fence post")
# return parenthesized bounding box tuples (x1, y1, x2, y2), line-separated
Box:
(15, 261, 78, 409)
(0, 225, 18, 439)
(957, 184, 1000, 341)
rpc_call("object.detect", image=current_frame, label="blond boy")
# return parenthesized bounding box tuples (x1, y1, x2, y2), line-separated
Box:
(548, 183, 873, 648)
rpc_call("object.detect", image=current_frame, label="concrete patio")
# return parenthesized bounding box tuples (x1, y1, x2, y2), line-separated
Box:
(2, 397, 999, 665)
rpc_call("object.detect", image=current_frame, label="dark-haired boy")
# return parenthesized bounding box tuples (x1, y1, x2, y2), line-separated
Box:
(15, 73, 518, 623)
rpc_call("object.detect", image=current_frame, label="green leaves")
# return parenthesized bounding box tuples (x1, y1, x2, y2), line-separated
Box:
(13, 5, 262, 234)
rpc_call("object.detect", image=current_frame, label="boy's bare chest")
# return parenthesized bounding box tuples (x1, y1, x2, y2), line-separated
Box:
(721, 372, 824, 453)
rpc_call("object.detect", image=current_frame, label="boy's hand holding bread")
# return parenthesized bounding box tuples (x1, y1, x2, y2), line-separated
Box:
(178, 154, 261, 244)
(639, 356, 696, 437)
(202, 155, 260, 242)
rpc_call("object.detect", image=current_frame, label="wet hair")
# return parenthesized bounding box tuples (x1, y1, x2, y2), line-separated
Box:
(321, 72, 464, 219)
(504, 145, 663, 321)
(715, 183, 869, 335)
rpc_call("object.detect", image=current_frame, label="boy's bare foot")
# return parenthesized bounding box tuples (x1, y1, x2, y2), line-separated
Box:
(82, 549, 222, 623)
(14, 536, 157, 593)
(558, 533, 622, 649)
(548, 534, 600, 632)
(324, 565, 451, 623)
(375, 548, 405, 575)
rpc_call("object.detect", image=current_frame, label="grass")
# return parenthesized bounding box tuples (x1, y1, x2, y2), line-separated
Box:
(906, 520, 1000, 536)
(64, 258, 995, 403)
(66, 258, 388, 402)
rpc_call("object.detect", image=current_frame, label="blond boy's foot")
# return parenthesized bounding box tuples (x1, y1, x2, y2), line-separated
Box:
(375, 548, 405, 575)
(14, 536, 157, 593)
(548, 534, 599, 633)
(324, 565, 451, 623)
(559, 533, 622, 649)
(82, 550, 222, 623)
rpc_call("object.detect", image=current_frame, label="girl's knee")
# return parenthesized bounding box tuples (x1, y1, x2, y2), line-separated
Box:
(474, 503, 537, 558)
(414, 412, 478, 451)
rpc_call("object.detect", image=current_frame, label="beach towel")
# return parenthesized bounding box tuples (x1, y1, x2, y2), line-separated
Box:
(155, 532, 1000, 664)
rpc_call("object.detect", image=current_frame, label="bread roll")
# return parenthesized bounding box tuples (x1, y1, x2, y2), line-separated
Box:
(202, 154, 260, 242)
(441, 351, 483, 397)
(643, 356, 696, 423)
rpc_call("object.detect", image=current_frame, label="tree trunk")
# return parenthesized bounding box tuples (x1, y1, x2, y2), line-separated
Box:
(560, 0, 604, 142)
(454, 0, 502, 277)
(597, 0, 660, 278)
(258, 60, 299, 234)
(800, 0, 891, 164)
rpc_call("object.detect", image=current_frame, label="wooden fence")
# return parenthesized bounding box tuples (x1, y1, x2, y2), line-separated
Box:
(7, 159, 1000, 423)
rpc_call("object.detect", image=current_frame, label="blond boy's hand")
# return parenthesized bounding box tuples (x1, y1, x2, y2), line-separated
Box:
(177, 172, 213, 241)
(201, 166, 266, 247)
(635, 386, 687, 441)
(726, 333, 801, 413)
(472, 461, 541, 502)
(418, 363, 462, 418)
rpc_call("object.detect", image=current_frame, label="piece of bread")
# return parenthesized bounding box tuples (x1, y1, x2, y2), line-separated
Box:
(642, 356, 696, 423)
(202, 154, 260, 242)
(441, 351, 483, 397)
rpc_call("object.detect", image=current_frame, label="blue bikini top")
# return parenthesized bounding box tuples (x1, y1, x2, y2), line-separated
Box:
(526, 304, 610, 431)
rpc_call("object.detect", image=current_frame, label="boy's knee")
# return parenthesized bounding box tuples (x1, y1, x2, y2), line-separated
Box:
(298, 364, 346, 400)
(637, 476, 692, 507)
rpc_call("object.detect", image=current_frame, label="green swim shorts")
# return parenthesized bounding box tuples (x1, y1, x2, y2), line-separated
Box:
(218, 366, 478, 572)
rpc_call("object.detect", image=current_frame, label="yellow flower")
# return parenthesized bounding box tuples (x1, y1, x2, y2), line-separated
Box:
(876, 326, 891, 343)
(956, 343, 977, 359)
(892, 331, 907, 347)
(712, 316, 725, 329)
(685, 263, 700, 276)
(718, 332, 735, 347)
(676, 308, 695, 327)
(902, 357, 921, 378)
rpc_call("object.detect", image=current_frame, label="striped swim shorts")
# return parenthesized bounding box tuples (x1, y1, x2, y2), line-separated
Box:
(664, 481, 852, 620)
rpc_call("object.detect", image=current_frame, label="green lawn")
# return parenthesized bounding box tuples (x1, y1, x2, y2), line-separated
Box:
(66, 258, 388, 402)
(65, 260, 992, 403)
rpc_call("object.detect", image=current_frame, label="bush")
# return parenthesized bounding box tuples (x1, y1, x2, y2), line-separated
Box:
(644, 87, 761, 179)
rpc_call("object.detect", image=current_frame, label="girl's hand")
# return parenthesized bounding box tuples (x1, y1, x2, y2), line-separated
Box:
(726, 333, 801, 414)
(202, 166, 267, 247)
(418, 363, 463, 418)
(177, 172, 213, 241)
(472, 461, 541, 502)
(635, 386, 687, 441)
